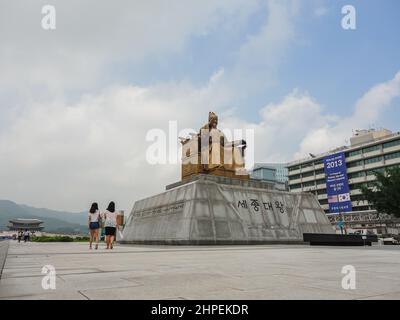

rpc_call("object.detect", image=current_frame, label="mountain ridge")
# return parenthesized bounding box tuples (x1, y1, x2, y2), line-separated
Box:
(0, 200, 88, 235)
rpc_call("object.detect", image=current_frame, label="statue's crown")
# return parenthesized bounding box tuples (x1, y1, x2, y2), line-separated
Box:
(208, 111, 218, 121)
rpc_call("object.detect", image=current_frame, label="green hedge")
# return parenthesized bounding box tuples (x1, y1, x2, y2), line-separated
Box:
(31, 236, 89, 242)
(74, 236, 90, 242)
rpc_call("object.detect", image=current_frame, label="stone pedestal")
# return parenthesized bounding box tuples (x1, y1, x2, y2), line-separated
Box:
(121, 175, 335, 244)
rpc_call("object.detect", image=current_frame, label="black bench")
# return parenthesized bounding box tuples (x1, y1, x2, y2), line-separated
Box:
(303, 233, 378, 246)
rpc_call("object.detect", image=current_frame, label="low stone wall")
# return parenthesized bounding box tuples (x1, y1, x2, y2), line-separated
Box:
(0, 240, 10, 279)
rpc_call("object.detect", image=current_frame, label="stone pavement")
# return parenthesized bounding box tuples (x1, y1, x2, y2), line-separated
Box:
(0, 241, 399, 300)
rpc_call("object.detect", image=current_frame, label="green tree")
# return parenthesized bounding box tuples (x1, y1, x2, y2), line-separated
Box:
(361, 167, 400, 218)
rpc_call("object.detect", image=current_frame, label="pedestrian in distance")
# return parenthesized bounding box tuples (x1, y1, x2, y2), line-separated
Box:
(23, 229, 29, 242)
(88, 202, 101, 250)
(103, 201, 117, 250)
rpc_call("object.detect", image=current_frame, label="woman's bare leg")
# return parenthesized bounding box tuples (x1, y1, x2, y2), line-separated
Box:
(95, 229, 99, 249)
(106, 235, 110, 249)
(110, 235, 114, 249)
(89, 230, 94, 249)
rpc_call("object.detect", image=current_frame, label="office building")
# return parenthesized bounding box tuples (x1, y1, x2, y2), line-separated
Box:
(287, 129, 400, 235)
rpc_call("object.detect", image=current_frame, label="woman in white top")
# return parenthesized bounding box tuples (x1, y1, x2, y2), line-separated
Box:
(88, 202, 101, 250)
(103, 201, 117, 249)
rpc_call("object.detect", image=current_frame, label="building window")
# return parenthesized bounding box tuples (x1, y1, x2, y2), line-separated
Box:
(366, 168, 385, 176)
(319, 199, 328, 205)
(349, 182, 368, 190)
(314, 159, 323, 165)
(348, 149, 362, 157)
(315, 168, 325, 175)
(290, 183, 301, 188)
(316, 179, 325, 185)
(317, 189, 327, 195)
(301, 171, 314, 178)
(348, 171, 366, 179)
(301, 162, 313, 169)
(290, 174, 301, 180)
(364, 156, 383, 165)
(288, 166, 300, 172)
(351, 194, 366, 202)
(383, 139, 400, 149)
(302, 181, 315, 188)
(363, 144, 381, 154)
(347, 160, 364, 168)
(384, 151, 400, 161)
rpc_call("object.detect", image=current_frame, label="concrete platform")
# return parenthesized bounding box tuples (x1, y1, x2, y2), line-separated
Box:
(123, 175, 334, 244)
(0, 241, 399, 300)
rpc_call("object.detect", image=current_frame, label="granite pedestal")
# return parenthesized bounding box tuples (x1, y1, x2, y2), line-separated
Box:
(121, 175, 334, 245)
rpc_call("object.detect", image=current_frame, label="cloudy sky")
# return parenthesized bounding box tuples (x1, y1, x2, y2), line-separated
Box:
(1, 0, 399, 212)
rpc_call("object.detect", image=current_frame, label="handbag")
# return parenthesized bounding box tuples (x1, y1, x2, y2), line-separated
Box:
(98, 212, 105, 229)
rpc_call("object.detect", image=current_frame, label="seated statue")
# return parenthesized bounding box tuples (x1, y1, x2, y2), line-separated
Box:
(180, 112, 249, 180)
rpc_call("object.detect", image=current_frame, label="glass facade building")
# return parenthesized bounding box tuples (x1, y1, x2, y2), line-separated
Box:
(250, 163, 288, 191)
(251, 163, 288, 183)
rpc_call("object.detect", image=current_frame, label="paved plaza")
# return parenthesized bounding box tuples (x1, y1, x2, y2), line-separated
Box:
(0, 241, 399, 300)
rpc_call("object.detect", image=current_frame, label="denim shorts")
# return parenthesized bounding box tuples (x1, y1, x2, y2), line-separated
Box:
(89, 222, 100, 230)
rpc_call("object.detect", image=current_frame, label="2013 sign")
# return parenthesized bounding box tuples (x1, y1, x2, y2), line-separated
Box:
(326, 159, 343, 169)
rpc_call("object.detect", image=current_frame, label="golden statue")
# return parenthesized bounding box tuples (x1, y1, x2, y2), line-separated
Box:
(180, 112, 249, 180)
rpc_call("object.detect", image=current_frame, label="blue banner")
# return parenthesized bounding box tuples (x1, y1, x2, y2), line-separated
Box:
(323, 152, 352, 214)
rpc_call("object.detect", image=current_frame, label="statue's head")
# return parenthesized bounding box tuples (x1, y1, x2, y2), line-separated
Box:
(208, 112, 218, 129)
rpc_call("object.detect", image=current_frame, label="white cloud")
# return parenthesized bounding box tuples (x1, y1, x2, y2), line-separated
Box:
(3, 72, 398, 211)
(220, 0, 300, 97)
(0, 0, 266, 211)
(1, 1, 398, 214)
(220, 72, 400, 164)
(294, 72, 400, 159)
(221, 89, 334, 163)
(0, 0, 258, 93)
(353, 72, 400, 122)
(0, 75, 232, 211)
